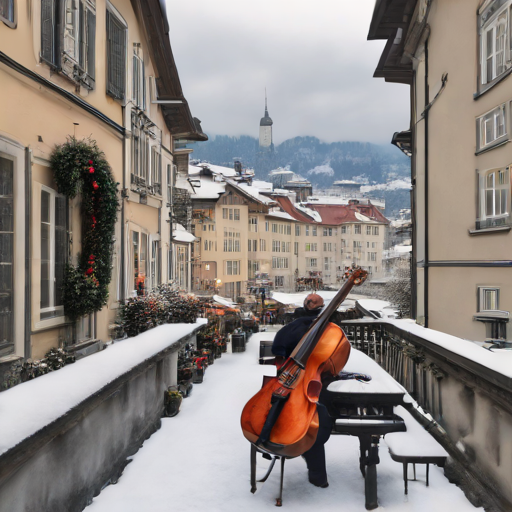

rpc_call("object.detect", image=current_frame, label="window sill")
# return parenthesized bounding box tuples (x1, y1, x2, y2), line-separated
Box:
(475, 138, 509, 155)
(474, 67, 512, 100)
(34, 316, 71, 332)
(469, 226, 511, 236)
(474, 311, 510, 322)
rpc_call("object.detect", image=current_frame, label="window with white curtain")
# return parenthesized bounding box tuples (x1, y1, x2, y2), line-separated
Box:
(40, 187, 67, 319)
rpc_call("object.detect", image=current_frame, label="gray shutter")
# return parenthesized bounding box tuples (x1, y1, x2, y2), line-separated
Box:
(107, 10, 126, 100)
(86, 7, 95, 80)
(41, 0, 56, 65)
(79, 1, 85, 68)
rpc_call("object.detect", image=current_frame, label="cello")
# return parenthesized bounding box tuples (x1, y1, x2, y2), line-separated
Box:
(241, 268, 367, 458)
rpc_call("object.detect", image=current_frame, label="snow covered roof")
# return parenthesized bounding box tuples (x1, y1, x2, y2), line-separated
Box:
(361, 178, 411, 193)
(237, 182, 275, 205)
(295, 204, 322, 222)
(172, 223, 197, 243)
(266, 210, 296, 221)
(307, 203, 390, 225)
(212, 295, 237, 308)
(271, 291, 357, 312)
(189, 176, 226, 200)
(175, 177, 195, 194)
(356, 299, 398, 319)
(189, 163, 237, 177)
(271, 195, 317, 223)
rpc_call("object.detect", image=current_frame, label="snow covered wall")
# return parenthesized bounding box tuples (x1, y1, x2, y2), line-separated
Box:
(0, 321, 206, 512)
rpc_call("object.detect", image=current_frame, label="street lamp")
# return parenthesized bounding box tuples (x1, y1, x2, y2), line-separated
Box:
(215, 278, 222, 294)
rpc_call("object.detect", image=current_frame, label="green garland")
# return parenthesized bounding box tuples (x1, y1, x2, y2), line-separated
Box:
(50, 137, 119, 320)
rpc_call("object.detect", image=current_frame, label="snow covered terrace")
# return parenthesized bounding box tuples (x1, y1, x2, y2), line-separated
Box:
(1, 314, 510, 511)
(85, 327, 480, 512)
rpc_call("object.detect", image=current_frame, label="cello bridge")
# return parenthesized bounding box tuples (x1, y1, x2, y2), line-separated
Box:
(277, 364, 302, 389)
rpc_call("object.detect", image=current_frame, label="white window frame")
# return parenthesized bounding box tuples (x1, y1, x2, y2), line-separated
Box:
(306, 257, 318, 268)
(272, 257, 289, 269)
(477, 104, 507, 151)
(477, 166, 510, 227)
(225, 260, 240, 276)
(150, 146, 161, 195)
(478, 286, 500, 311)
(40, 185, 66, 320)
(132, 43, 146, 109)
(249, 216, 258, 232)
(481, 4, 510, 85)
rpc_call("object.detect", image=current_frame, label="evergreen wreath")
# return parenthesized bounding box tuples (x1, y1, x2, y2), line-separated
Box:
(50, 137, 119, 320)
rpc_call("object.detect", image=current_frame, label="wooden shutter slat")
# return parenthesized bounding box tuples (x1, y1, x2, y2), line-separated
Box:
(107, 10, 126, 100)
(86, 7, 95, 80)
(41, 0, 56, 65)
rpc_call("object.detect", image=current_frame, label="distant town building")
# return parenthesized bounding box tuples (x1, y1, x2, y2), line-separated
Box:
(333, 180, 362, 194)
(283, 178, 313, 202)
(189, 162, 389, 299)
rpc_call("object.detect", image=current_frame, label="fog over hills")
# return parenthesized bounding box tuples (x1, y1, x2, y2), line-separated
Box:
(186, 135, 411, 218)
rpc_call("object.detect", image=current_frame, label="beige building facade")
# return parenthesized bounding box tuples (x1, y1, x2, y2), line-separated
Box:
(0, 0, 204, 364)
(190, 165, 388, 300)
(369, 0, 512, 341)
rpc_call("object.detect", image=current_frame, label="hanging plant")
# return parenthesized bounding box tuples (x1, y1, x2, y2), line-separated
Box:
(50, 137, 119, 320)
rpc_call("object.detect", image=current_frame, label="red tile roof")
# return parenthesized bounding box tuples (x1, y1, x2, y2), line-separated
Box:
(272, 196, 317, 223)
(307, 204, 389, 225)
(271, 195, 389, 225)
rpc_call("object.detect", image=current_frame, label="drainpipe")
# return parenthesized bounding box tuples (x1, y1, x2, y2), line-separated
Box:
(410, 77, 417, 320)
(424, 37, 430, 328)
(120, 106, 126, 303)
(24, 148, 32, 359)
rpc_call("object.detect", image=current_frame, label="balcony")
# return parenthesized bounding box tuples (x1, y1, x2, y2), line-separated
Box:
(338, 318, 512, 511)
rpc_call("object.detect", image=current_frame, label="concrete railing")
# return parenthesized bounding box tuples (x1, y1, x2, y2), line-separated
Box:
(0, 322, 205, 512)
(338, 320, 512, 512)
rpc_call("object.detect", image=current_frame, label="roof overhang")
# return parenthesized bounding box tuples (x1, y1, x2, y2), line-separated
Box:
(133, 0, 208, 141)
(391, 129, 412, 157)
(368, 0, 421, 85)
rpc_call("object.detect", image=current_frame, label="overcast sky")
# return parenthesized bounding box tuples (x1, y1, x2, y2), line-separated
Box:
(166, 0, 410, 145)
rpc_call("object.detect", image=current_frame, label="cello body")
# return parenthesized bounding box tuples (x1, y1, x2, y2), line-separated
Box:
(241, 322, 351, 457)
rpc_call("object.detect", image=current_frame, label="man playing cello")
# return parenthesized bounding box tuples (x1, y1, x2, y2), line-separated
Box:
(271, 293, 331, 488)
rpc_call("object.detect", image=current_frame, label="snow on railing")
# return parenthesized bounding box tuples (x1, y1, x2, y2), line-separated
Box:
(0, 320, 206, 457)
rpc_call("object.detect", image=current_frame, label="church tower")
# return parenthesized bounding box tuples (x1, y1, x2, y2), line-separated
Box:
(259, 91, 273, 150)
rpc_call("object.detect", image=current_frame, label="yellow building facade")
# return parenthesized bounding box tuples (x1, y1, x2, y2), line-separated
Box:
(0, 0, 205, 364)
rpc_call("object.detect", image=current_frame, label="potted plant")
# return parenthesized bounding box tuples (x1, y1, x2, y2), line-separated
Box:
(163, 388, 183, 417)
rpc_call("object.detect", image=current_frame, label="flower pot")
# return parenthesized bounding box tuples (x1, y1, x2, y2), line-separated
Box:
(163, 392, 183, 417)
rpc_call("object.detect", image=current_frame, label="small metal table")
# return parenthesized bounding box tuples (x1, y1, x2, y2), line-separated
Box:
(324, 349, 407, 510)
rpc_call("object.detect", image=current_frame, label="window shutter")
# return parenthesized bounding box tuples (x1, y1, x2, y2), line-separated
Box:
(86, 7, 96, 80)
(106, 10, 126, 100)
(41, 0, 56, 65)
(63, 0, 77, 60)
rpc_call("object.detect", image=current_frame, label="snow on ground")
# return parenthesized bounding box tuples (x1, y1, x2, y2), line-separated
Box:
(0, 321, 206, 456)
(88, 328, 481, 512)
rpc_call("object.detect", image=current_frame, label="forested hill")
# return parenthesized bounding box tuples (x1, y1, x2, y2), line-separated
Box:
(186, 135, 410, 187)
